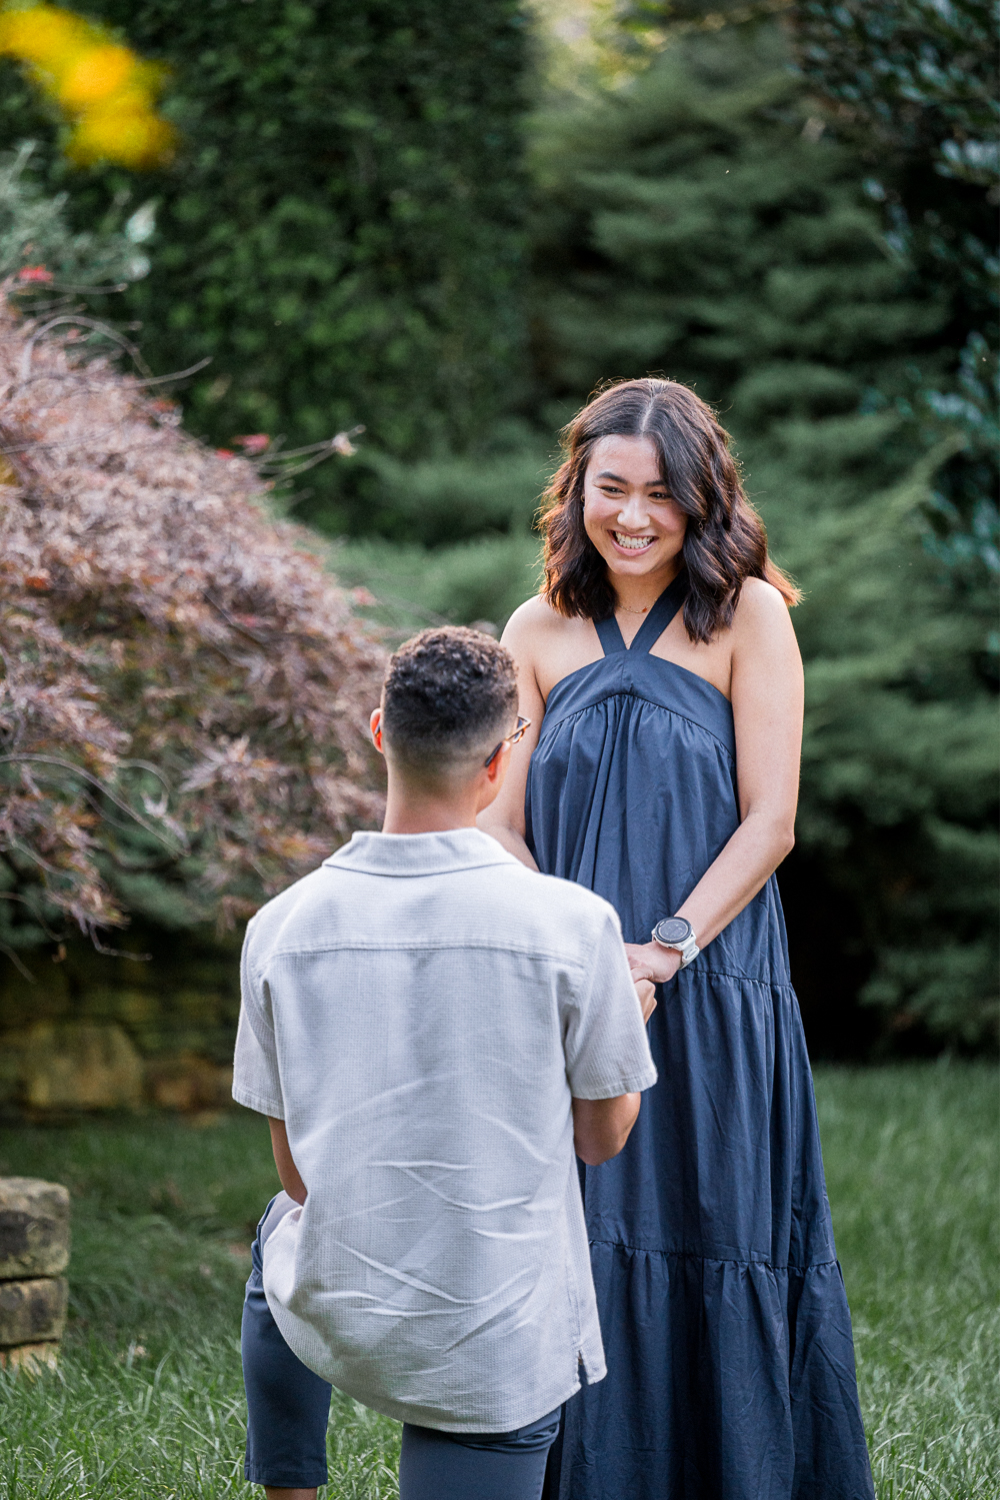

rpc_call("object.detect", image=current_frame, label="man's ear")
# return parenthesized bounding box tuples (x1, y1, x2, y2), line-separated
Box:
(484, 740, 511, 786)
(370, 706, 384, 755)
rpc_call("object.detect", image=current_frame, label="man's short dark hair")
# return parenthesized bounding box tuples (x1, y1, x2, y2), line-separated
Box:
(381, 627, 518, 775)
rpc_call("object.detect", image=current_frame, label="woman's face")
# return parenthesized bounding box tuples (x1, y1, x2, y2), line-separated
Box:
(582, 434, 687, 583)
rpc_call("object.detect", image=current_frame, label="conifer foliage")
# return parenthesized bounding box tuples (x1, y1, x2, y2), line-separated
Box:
(790, 0, 999, 600)
(0, 289, 385, 961)
(530, 16, 998, 1044)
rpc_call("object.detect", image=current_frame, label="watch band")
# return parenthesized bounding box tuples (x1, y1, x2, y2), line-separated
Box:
(678, 938, 700, 969)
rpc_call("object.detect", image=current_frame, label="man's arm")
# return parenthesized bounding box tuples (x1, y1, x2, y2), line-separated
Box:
(572, 1093, 640, 1166)
(267, 1117, 307, 1204)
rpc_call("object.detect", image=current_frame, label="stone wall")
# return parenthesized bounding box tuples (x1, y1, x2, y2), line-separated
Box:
(0, 924, 241, 1116)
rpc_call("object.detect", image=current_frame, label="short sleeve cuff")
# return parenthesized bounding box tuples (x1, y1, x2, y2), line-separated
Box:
(232, 1081, 285, 1118)
(569, 1064, 658, 1101)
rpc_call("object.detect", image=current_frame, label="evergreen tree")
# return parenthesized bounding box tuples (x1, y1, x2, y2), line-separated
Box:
(791, 0, 997, 347)
(529, 17, 997, 1046)
(789, 0, 999, 645)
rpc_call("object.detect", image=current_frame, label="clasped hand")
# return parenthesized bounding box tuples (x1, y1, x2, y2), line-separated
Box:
(629, 945, 677, 1023)
(625, 941, 682, 990)
(628, 943, 681, 1022)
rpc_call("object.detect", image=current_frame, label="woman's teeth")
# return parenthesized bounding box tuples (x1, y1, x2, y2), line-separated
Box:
(613, 532, 655, 551)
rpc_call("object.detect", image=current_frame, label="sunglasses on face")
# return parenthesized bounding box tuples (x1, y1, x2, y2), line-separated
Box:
(484, 716, 532, 769)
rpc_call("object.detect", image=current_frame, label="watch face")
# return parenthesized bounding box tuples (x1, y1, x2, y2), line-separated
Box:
(654, 917, 693, 946)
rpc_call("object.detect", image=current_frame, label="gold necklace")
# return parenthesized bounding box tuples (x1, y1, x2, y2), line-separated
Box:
(617, 601, 652, 616)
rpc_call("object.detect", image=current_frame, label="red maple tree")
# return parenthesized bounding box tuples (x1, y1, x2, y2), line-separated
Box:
(0, 286, 386, 956)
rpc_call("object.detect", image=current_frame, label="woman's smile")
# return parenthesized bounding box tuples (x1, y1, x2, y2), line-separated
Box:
(611, 530, 657, 554)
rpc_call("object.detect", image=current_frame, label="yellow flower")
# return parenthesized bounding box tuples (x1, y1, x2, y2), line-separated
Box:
(0, 3, 178, 169)
(0, 7, 86, 69)
(67, 104, 178, 170)
(56, 42, 136, 108)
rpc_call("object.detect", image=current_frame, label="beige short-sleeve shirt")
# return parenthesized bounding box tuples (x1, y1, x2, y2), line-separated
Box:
(233, 828, 656, 1432)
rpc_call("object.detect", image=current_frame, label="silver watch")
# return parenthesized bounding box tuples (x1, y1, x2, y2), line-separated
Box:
(651, 916, 700, 969)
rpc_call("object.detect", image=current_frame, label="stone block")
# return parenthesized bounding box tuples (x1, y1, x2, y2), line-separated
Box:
(2, 1021, 143, 1111)
(0, 1340, 60, 1373)
(0, 1277, 68, 1346)
(0, 1177, 70, 1278)
(144, 1052, 234, 1112)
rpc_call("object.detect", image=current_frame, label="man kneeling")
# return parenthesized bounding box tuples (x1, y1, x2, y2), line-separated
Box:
(233, 627, 657, 1500)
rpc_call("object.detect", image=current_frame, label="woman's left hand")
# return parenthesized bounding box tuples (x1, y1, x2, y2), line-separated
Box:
(624, 941, 681, 986)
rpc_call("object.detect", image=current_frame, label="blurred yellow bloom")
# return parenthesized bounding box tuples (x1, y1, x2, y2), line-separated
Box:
(57, 43, 135, 108)
(0, 3, 177, 169)
(67, 105, 177, 170)
(0, 6, 86, 68)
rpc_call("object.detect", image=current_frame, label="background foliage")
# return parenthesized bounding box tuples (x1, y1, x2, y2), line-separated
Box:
(0, 0, 531, 530)
(0, 291, 384, 966)
(0, 0, 995, 1054)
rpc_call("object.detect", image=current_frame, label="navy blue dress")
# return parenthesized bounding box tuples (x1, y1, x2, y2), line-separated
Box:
(526, 575, 874, 1500)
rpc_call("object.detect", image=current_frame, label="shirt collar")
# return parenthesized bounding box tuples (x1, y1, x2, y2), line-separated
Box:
(323, 827, 521, 877)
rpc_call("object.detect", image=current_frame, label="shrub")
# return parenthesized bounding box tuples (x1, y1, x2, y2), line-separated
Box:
(0, 287, 385, 960)
(0, 137, 153, 284)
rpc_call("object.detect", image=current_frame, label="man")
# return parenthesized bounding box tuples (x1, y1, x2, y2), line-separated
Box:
(233, 626, 657, 1500)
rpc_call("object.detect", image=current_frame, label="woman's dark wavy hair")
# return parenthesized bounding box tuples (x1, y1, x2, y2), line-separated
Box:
(540, 378, 800, 642)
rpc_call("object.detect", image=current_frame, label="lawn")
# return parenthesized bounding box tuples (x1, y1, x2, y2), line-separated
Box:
(0, 1063, 996, 1498)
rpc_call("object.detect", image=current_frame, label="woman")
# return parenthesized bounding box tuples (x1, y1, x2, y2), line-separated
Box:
(480, 379, 874, 1500)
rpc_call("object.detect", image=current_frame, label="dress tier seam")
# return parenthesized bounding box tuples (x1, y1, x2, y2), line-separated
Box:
(587, 1238, 839, 1275)
(539, 691, 736, 764)
(685, 968, 796, 990)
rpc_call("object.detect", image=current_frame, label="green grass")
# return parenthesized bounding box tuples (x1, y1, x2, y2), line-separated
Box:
(816, 1065, 998, 1499)
(0, 1063, 996, 1498)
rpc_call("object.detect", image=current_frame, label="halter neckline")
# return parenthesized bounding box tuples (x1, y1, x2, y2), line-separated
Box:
(594, 569, 689, 657)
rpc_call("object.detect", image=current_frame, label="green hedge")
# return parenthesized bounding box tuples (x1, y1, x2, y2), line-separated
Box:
(0, 0, 530, 532)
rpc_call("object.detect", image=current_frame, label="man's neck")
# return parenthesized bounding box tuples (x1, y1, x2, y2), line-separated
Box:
(381, 783, 480, 835)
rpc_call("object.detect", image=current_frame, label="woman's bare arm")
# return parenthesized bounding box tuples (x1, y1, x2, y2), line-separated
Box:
(477, 599, 549, 868)
(627, 580, 804, 984)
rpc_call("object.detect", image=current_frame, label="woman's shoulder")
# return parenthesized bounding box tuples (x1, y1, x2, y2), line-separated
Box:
(505, 592, 561, 631)
(729, 576, 802, 678)
(502, 593, 585, 653)
(502, 593, 601, 701)
(732, 577, 798, 639)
